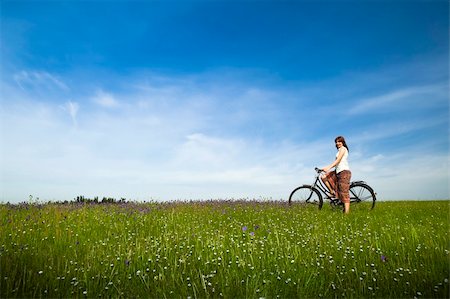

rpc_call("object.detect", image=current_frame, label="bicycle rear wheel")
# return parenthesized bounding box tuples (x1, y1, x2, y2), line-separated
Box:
(349, 182, 376, 210)
(289, 185, 323, 209)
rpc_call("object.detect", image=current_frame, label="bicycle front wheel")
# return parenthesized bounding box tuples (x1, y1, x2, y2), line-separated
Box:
(349, 182, 376, 210)
(289, 186, 323, 209)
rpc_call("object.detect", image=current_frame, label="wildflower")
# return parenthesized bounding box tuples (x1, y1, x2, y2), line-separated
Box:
(381, 255, 388, 262)
(250, 232, 255, 236)
(242, 226, 248, 232)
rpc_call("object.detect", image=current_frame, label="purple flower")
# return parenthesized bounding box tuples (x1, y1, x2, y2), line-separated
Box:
(242, 226, 248, 232)
(381, 255, 387, 263)
(125, 260, 130, 267)
(250, 232, 255, 236)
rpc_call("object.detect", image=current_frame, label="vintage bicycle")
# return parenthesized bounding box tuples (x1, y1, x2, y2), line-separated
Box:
(288, 167, 376, 210)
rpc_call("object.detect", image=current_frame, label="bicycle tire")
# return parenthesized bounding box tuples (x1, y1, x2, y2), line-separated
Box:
(349, 182, 376, 210)
(288, 185, 323, 209)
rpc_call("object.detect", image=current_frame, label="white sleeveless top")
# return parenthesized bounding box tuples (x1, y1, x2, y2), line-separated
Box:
(336, 147, 350, 174)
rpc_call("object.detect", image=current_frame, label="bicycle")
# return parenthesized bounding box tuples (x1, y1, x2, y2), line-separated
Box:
(288, 167, 376, 210)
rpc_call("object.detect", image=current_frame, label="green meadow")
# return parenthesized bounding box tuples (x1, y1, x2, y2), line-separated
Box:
(1, 200, 448, 298)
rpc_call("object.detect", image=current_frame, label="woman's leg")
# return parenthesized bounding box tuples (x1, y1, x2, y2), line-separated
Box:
(344, 202, 350, 214)
(322, 171, 337, 197)
(325, 181, 335, 196)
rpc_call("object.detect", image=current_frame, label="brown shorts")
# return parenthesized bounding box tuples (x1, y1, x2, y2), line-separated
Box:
(337, 170, 351, 203)
(323, 170, 352, 203)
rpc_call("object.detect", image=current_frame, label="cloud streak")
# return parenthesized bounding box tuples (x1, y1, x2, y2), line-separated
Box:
(347, 83, 448, 116)
(61, 101, 79, 126)
(13, 70, 69, 92)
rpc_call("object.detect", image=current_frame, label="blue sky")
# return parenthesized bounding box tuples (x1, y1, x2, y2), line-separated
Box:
(1, 0, 448, 202)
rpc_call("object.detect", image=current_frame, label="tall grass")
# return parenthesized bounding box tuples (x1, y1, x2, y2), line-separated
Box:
(1, 200, 448, 298)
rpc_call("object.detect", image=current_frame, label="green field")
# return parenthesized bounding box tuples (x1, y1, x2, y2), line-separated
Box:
(1, 200, 448, 298)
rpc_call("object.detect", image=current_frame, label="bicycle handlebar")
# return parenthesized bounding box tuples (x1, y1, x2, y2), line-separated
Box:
(315, 167, 325, 173)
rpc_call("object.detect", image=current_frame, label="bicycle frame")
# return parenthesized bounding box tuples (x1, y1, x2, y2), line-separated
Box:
(312, 168, 365, 204)
(310, 171, 334, 200)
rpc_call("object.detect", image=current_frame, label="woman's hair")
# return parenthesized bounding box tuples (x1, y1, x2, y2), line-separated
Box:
(335, 136, 349, 152)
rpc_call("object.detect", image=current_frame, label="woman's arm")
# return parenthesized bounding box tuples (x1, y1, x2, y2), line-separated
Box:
(322, 147, 346, 172)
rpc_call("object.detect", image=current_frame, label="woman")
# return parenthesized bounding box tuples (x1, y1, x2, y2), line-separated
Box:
(322, 136, 352, 214)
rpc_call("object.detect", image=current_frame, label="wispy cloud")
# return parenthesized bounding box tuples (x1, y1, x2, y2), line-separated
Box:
(350, 116, 448, 144)
(61, 101, 79, 126)
(347, 83, 447, 116)
(13, 70, 69, 92)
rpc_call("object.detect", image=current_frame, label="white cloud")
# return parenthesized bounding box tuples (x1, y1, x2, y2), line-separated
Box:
(351, 153, 449, 200)
(92, 90, 120, 108)
(173, 133, 243, 168)
(0, 66, 448, 202)
(0, 96, 319, 201)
